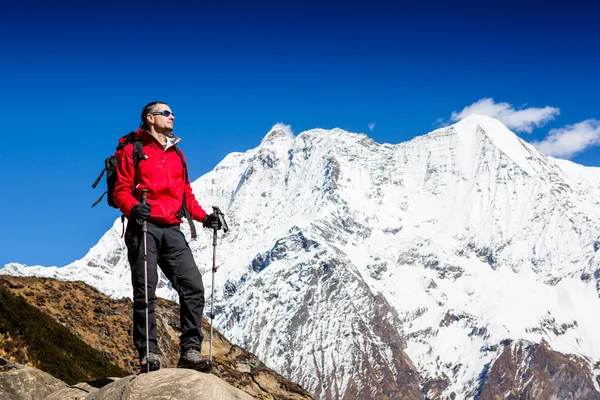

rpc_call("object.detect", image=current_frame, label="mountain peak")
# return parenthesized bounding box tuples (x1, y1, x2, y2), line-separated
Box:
(450, 114, 538, 176)
(261, 123, 295, 145)
(452, 113, 512, 134)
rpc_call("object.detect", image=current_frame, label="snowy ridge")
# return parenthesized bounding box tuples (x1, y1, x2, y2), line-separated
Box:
(4, 114, 600, 399)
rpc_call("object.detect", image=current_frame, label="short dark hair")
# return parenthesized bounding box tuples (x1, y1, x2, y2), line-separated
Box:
(140, 101, 168, 129)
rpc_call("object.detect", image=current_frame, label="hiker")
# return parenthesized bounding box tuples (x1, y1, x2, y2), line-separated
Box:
(113, 101, 222, 372)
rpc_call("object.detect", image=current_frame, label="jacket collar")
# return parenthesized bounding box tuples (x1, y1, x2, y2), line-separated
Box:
(136, 128, 182, 150)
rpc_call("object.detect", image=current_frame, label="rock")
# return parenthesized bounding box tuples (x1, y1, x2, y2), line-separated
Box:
(44, 378, 117, 399)
(0, 357, 67, 400)
(48, 369, 253, 400)
(477, 340, 600, 399)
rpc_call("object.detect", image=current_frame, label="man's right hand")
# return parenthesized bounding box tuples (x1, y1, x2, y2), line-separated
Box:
(131, 203, 152, 222)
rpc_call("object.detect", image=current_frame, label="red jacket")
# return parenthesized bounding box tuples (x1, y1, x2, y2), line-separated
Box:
(114, 128, 208, 225)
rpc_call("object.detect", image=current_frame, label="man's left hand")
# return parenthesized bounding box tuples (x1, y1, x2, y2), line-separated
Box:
(202, 213, 222, 230)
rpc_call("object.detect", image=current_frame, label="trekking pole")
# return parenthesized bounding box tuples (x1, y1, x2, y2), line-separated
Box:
(209, 206, 229, 365)
(141, 189, 150, 373)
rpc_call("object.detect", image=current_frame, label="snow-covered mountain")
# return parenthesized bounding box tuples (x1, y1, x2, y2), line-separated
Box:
(5, 115, 600, 399)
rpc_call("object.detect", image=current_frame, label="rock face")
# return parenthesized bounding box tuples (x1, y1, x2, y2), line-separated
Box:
(46, 369, 252, 400)
(477, 340, 600, 400)
(0, 357, 67, 400)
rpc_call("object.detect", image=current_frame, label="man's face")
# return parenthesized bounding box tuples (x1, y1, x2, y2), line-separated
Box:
(147, 105, 175, 134)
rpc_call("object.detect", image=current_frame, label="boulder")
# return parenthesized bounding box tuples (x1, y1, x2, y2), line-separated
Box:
(44, 378, 117, 399)
(46, 368, 253, 400)
(0, 357, 67, 400)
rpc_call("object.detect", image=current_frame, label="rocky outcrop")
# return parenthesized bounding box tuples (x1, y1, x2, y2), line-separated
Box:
(46, 368, 252, 400)
(0, 357, 253, 400)
(0, 357, 67, 400)
(477, 340, 600, 399)
(0, 275, 312, 399)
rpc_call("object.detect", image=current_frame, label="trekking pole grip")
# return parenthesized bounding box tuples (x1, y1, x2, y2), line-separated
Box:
(141, 190, 148, 233)
(212, 206, 229, 233)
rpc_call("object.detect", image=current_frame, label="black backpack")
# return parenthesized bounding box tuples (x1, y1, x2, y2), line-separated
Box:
(91, 132, 197, 239)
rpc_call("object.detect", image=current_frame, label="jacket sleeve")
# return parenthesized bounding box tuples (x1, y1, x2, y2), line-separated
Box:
(180, 151, 208, 222)
(185, 182, 208, 222)
(113, 145, 139, 217)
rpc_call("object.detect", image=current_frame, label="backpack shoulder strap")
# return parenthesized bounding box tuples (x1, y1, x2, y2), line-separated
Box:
(173, 146, 190, 184)
(132, 139, 144, 169)
(173, 146, 197, 239)
(114, 131, 144, 169)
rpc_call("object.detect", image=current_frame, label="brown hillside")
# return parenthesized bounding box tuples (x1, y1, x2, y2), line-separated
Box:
(0, 275, 312, 400)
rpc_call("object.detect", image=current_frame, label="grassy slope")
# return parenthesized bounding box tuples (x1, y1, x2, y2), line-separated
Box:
(0, 283, 128, 385)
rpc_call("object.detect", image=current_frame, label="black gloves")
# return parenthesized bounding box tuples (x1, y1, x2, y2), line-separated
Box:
(131, 203, 152, 223)
(202, 213, 222, 230)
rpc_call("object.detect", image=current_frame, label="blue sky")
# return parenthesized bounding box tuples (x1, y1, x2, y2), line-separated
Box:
(1, 0, 599, 267)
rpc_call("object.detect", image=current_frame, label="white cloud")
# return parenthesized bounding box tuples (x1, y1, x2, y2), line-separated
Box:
(450, 98, 560, 133)
(532, 119, 600, 159)
(271, 122, 295, 139)
(369, 123, 376, 132)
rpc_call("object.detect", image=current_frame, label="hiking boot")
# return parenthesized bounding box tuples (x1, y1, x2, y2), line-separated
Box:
(140, 352, 160, 372)
(177, 348, 212, 373)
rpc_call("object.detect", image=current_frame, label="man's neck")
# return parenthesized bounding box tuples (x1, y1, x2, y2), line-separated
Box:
(148, 129, 168, 146)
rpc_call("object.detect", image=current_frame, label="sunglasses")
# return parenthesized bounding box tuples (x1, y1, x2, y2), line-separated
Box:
(149, 110, 175, 118)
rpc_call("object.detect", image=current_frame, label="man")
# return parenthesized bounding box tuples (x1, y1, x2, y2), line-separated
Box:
(114, 101, 221, 372)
